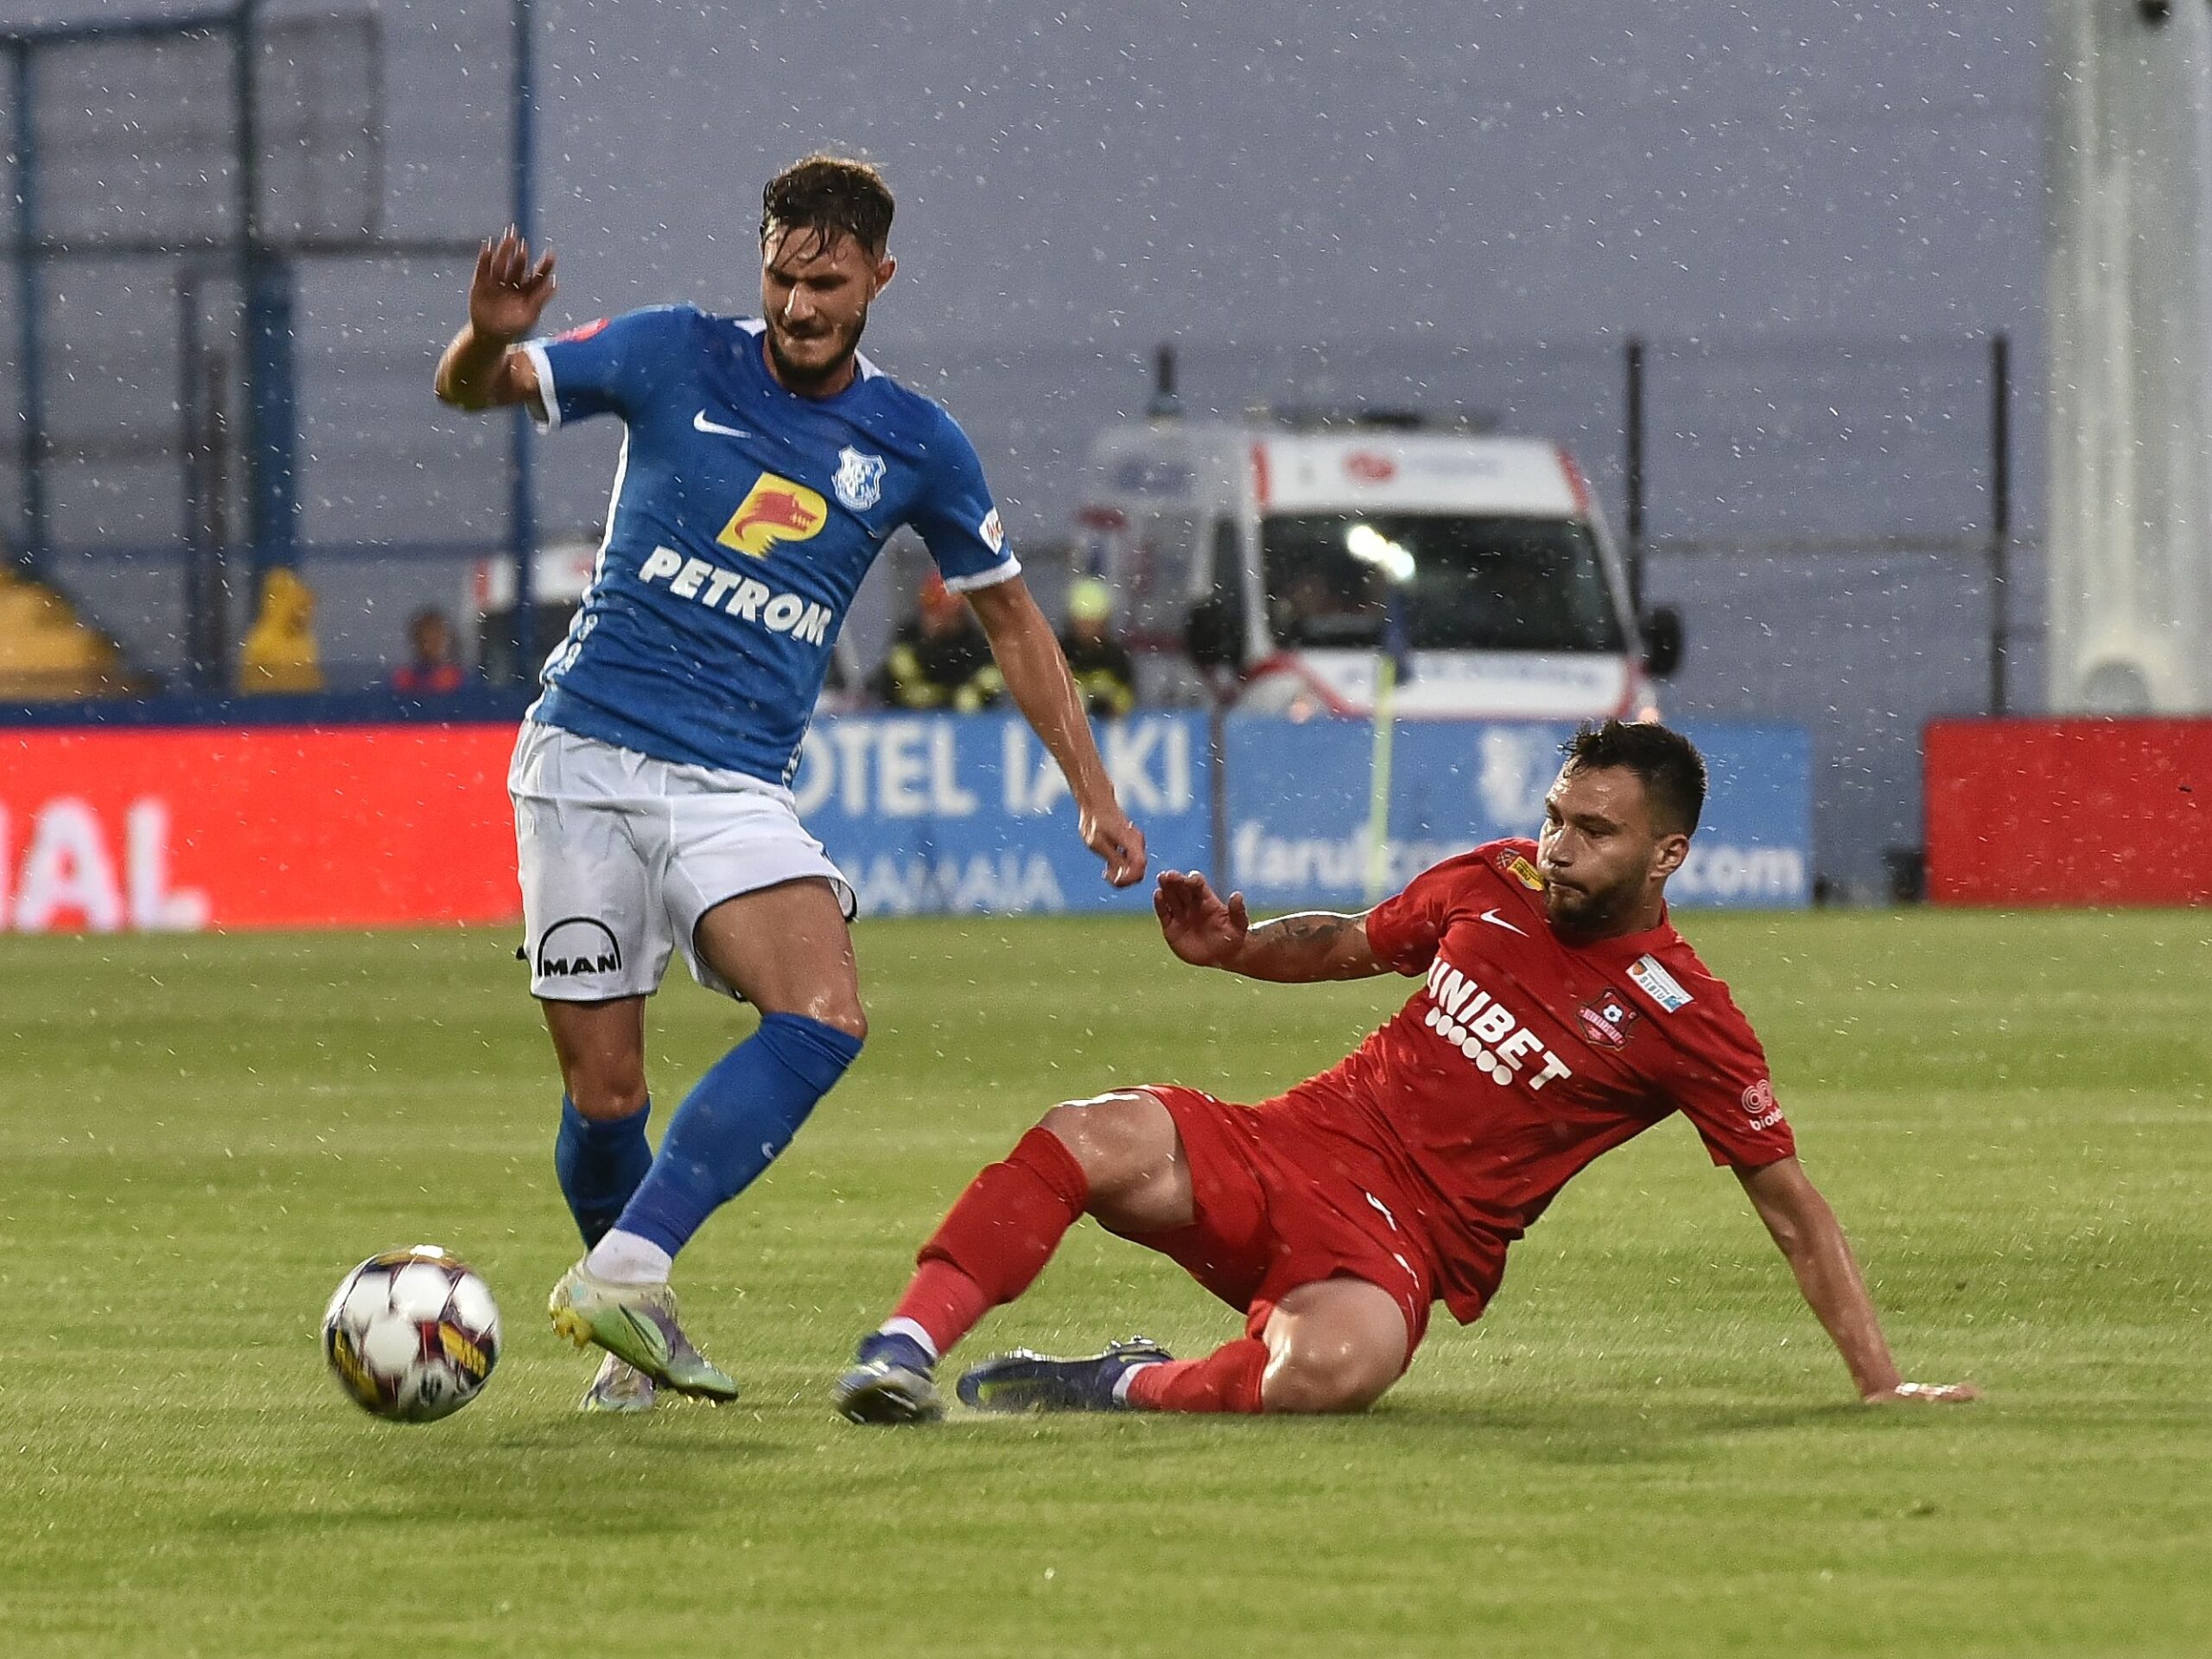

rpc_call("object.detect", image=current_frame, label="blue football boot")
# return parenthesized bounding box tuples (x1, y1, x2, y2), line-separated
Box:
(955, 1338, 1174, 1414)
(835, 1330, 944, 1425)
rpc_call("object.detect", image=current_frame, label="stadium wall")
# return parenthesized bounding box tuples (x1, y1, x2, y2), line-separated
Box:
(0, 712, 1811, 933)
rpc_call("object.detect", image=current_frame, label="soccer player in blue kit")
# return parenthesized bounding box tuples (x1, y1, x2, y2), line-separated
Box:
(435, 156, 1147, 1410)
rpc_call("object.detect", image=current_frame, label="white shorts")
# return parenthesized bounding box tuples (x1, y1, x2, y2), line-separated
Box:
(508, 720, 855, 1001)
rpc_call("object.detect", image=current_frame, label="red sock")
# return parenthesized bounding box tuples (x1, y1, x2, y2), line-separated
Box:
(888, 1260, 989, 1356)
(888, 1125, 1090, 1355)
(1123, 1337, 1268, 1414)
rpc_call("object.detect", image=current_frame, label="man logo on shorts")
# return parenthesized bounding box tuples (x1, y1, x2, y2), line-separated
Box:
(537, 917, 624, 979)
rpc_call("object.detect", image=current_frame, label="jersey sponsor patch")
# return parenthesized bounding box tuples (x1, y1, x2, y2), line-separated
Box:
(1741, 1077, 1783, 1131)
(833, 446, 887, 511)
(537, 916, 622, 979)
(1574, 989, 1641, 1050)
(1627, 953, 1694, 1013)
(1421, 953, 1574, 1091)
(979, 508, 1005, 553)
(717, 474, 829, 558)
(636, 545, 834, 645)
(1497, 850, 1546, 890)
(556, 317, 611, 343)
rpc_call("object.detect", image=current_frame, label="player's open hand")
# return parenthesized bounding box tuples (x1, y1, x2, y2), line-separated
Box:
(470, 226, 557, 343)
(1154, 869, 1249, 968)
(1863, 1381, 1980, 1406)
(1081, 801, 1147, 887)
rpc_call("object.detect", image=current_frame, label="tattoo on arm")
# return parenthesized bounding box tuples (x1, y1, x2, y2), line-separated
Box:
(1239, 911, 1379, 980)
(1257, 912, 1355, 948)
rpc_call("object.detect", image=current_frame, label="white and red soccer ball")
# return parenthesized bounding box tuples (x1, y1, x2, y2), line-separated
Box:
(321, 1245, 501, 1422)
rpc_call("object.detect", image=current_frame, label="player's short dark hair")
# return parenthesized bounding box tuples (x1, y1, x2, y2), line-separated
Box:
(760, 154, 895, 257)
(1560, 719, 1707, 836)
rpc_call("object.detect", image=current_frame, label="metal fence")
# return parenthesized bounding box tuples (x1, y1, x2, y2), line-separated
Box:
(0, 0, 530, 690)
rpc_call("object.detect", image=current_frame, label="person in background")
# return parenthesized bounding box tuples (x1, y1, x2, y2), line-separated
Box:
(872, 572, 999, 711)
(1058, 575, 1136, 719)
(391, 607, 467, 696)
(238, 568, 325, 694)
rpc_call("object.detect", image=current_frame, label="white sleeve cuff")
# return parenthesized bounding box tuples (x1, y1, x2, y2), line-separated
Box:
(520, 340, 561, 431)
(942, 557, 1022, 594)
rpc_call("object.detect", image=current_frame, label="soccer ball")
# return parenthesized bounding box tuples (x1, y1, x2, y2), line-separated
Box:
(321, 1245, 501, 1422)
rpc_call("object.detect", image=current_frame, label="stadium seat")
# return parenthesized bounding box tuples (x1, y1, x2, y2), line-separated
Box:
(0, 568, 130, 700)
(238, 567, 327, 694)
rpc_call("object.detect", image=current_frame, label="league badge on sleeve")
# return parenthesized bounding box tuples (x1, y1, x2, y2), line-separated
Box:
(1626, 953, 1694, 1013)
(1497, 849, 1546, 891)
(833, 446, 887, 512)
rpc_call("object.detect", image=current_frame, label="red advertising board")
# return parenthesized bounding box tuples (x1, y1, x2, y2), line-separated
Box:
(0, 724, 518, 931)
(1925, 718, 2212, 906)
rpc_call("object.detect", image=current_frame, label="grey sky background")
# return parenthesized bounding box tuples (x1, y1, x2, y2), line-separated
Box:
(0, 0, 2045, 541)
(509, 0, 2044, 542)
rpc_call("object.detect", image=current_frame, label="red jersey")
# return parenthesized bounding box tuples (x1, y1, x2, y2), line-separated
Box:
(1267, 838, 1794, 1324)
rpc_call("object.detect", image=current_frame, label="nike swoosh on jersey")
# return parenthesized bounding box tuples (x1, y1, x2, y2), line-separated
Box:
(693, 410, 752, 439)
(1478, 908, 1527, 936)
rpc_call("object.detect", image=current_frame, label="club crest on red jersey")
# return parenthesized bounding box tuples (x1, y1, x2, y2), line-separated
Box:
(1575, 989, 1641, 1050)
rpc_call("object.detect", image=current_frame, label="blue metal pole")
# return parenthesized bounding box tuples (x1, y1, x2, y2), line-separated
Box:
(233, 0, 263, 582)
(508, 0, 537, 683)
(232, 0, 297, 586)
(245, 255, 298, 579)
(12, 42, 45, 575)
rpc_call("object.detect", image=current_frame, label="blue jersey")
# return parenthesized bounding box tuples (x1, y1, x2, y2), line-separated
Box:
(520, 305, 1017, 784)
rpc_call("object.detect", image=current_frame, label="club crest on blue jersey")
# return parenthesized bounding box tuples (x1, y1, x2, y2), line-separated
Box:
(833, 446, 887, 512)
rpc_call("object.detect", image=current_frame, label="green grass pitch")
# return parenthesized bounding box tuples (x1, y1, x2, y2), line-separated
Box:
(2, 909, 2207, 1656)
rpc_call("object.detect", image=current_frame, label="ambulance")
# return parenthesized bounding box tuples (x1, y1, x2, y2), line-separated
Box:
(1075, 414, 1680, 718)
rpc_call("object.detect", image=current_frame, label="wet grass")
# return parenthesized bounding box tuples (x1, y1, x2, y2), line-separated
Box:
(1, 910, 2207, 1656)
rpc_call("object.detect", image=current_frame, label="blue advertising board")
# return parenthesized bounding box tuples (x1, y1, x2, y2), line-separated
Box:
(1222, 717, 1812, 911)
(791, 712, 1211, 914)
(792, 713, 1811, 915)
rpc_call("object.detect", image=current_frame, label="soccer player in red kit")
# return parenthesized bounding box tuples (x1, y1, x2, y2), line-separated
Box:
(836, 720, 1977, 1421)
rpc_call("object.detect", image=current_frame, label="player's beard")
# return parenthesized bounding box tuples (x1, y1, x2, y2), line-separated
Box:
(1543, 868, 1641, 941)
(766, 302, 869, 395)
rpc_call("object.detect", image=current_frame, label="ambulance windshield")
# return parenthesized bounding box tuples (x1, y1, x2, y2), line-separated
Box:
(1262, 514, 1626, 653)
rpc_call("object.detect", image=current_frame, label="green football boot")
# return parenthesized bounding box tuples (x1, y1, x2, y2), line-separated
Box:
(578, 1351, 658, 1414)
(547, 1260, 740, 1402)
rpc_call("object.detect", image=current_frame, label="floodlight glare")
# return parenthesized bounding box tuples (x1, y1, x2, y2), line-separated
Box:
(1345, 523, 1415, 584)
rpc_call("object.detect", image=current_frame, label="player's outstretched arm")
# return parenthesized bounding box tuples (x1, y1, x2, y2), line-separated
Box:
(434, 227, 557, 416)
(966, 575, 1146, 887)
(1153, 870, 1389, 982)
(1735, 1156, 1979, 1406)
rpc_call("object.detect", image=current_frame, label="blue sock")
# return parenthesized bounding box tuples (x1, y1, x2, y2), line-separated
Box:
(613, 1013, 863, 1259)
(554, 1096, 654, 1248)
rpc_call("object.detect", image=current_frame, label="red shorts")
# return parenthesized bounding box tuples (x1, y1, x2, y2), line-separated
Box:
(1116, 1084, 1437, 1356)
